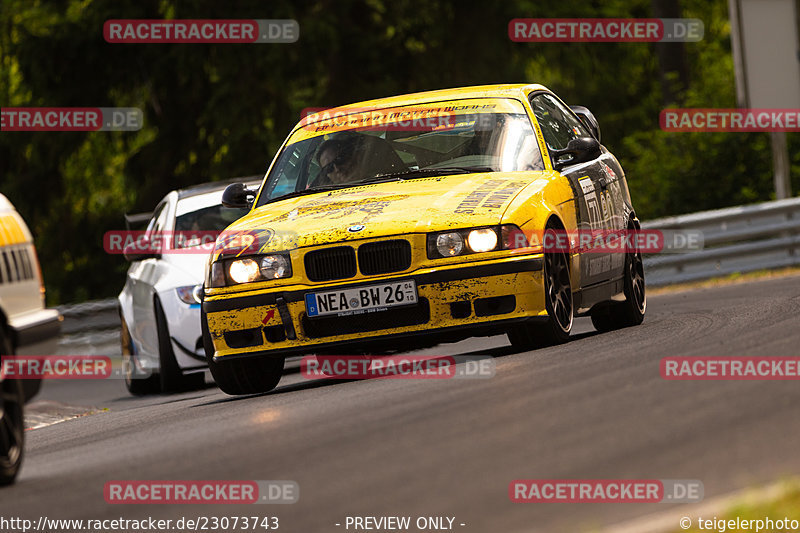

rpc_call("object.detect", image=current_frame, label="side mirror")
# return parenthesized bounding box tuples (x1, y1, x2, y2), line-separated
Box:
(551, 137, 602, 171)
(570, 105, 601, 143)
(222, 183, 254, 209)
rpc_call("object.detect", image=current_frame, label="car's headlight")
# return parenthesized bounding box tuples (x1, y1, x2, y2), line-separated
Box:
(207, 254, 293, 288)
(427, 225, 526, 259)
(229, 258, 260, 284)
(259, 254, 291, 279)
(176, 285, 203, 305)
(208, 261, 226, 288)
(436, 232, 464, 257)
(467, 228, 498, 252)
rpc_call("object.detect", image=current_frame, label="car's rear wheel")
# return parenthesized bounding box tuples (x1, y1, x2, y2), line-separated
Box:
(201, 310, 284, 395)
(590, 224, 646, 332)
(155, 299, 205, 393)
(120, 312, 160, 395)
(507, 225, 573, 349)
(0, 327, 24, 485)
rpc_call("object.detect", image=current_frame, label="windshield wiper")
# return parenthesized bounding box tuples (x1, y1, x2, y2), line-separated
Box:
(264, 185, 347, 204)
(364, 166, 496, 183)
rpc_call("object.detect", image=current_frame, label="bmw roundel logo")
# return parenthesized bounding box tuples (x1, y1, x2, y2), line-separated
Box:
(348, 224, 365, 232)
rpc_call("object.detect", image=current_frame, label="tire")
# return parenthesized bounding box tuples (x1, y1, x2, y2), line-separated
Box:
(201, 309, 284, 395)
(507, 225, 573, 349)
(154, 299, 205, 393)
(0, 327, 24, 485)
(120, 312, 160, 395)
(590, 224, 646, 332)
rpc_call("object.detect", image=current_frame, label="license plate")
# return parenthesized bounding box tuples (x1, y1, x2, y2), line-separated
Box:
(305, 280, 418, 318)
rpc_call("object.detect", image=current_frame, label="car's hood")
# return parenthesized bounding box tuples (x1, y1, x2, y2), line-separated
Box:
(217, 172, 547, 254)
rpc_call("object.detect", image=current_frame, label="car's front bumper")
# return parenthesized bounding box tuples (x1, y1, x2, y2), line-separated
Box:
(203, 254, 545, 361)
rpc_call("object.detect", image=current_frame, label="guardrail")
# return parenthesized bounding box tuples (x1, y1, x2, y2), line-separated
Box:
(642, 197, 800, 286)
(58, 298, 119, 335)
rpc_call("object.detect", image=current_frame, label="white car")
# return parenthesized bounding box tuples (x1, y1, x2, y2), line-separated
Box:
(0, 193, 61, 484)
(118, 179, 258, 395)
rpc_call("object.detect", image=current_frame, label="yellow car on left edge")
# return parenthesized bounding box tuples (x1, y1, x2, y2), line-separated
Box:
(0, 193, 61, 483)
(202, 84, 646, 395)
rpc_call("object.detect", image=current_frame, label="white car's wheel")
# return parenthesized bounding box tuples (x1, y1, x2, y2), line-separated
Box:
(155, 299, 204, 393)
(120, 312, 160, 395)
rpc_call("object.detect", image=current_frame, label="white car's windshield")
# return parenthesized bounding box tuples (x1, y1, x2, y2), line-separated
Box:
(173, 202, 249, 249)
(256, 99, 544, 207)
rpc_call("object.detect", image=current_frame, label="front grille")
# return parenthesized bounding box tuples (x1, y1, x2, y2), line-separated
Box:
(358, 240, 412, 276)
(304, 246, 357, 282)
(302, 298, 430, 339)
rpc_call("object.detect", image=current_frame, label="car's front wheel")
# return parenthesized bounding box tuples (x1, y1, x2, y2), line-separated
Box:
(0, 328, 24, 485)
(201, 310, 284, 395)
(507, 225, 573, 350)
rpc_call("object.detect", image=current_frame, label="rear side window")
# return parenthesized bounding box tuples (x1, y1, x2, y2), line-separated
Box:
(0, 248, 36, 284)
(19, 248, 33, 279)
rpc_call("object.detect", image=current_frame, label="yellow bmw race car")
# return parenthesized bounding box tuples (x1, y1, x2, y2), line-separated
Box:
(201, 84, 646, 395)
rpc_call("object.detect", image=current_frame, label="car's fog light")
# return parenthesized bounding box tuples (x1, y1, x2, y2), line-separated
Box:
(260, 255, 291, 279)
(436, 232, 464, 257)
(229, 258, 260, 284)
(467, 228, 498, 252)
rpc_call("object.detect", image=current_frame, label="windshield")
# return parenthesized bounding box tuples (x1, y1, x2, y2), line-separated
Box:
(256, 98, 543, 207)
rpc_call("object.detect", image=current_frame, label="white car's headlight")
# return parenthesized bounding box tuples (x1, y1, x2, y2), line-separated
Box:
(176, 285, 203, 305)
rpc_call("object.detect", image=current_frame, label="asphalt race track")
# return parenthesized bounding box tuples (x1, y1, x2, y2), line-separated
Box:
(4, 274, 800, 532)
